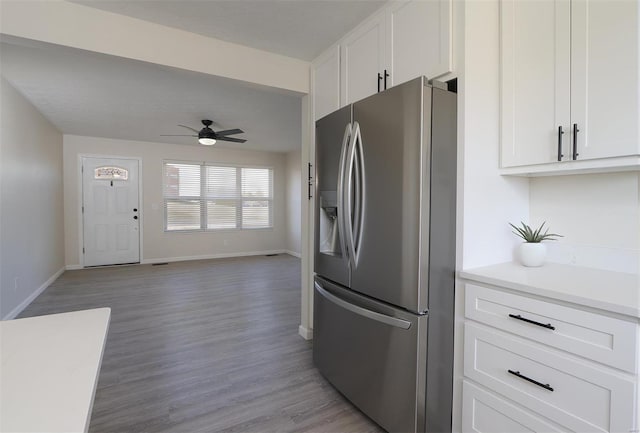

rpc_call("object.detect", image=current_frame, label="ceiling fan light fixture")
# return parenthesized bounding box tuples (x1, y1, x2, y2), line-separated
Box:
(198, 137, 216, 146)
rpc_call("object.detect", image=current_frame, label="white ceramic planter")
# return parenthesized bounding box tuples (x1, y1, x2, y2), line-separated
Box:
(518, 242, 546, 267)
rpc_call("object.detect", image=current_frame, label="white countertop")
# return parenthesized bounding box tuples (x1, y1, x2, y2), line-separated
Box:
(460, 262, 640, 319)
(0, 308, 111, 433)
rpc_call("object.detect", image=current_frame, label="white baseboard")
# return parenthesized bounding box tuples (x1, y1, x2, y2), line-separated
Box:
(141, 249, 288, 265)
(66, 250, 295, 269)
(284, 250, 302, 259)
(2, 267, 65, 320)
(298, 325, 313, 340)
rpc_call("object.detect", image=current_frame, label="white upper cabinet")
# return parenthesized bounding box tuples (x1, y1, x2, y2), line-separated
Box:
(386, 0, 453, 87)
(311, 0, 454, 113)
(570, 0, 639, 161)
(313, 45, 341, 121)
(500, 0, 640, 175)
(340, 10, 387, 106)
(500, 0, 570, 168)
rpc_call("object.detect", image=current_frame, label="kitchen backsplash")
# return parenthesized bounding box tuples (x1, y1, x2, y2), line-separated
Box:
(530, 172, 640, 274)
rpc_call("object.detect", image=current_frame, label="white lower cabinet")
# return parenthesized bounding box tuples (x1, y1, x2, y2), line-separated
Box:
(463, 381, 567, 433)
(462, 282, 639, 433)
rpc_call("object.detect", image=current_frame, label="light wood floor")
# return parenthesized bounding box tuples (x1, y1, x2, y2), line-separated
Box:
(20, 254, 383, 433)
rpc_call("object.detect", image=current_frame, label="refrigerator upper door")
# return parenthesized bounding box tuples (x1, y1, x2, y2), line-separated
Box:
(314, 105, 352, 287)
(350, 77, 431, 312)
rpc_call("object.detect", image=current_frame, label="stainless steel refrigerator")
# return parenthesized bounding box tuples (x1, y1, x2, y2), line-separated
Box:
(313, 76, 457, 433)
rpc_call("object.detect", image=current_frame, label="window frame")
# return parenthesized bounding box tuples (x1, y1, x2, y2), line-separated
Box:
(163, 160, 274, 233)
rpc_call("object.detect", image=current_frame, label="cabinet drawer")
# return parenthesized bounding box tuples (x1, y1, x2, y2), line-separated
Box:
(464, 323, 636, 432)
(465, 283, 638, 373)
(462, 380, 567, 433)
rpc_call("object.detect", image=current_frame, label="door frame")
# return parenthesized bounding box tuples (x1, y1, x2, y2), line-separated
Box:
(77, 154, 144, 268)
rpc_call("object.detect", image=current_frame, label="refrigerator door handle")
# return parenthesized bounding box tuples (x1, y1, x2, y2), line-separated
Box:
(314, 282, 411, 329)
(337, 123, 352, 264)
(354, 122, 365, 262)
(345, 121, 364, 267)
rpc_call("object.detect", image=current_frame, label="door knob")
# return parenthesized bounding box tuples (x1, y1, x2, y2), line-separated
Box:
(133, 208, 138, 212)
(133, 215, 138, 220)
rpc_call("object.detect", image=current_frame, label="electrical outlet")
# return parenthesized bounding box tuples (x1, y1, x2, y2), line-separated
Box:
(570, 252, 577, 265)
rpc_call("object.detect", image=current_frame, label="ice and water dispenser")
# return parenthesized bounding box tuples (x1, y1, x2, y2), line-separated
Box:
(318, 191, 342, 256)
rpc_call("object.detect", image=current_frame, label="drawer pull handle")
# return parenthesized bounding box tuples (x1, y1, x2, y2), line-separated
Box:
(508, 369, 554, 392)
(508, 314, 555, 330)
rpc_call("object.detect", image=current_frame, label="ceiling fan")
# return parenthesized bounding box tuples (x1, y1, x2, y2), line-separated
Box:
(161, 119, 246, 145)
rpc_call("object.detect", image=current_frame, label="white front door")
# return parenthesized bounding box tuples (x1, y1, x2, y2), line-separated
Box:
(82, 157, 140, 267)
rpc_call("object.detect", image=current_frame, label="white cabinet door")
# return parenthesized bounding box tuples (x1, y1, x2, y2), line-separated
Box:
(313, 45, 341, 121)
(464, 323, 637, 433)
(341, 10, 386, 106)
(462, 381, 567, 433)
(386, 0, 452, 87)
(500, 0, 571, 168)
(570, 0, 640, 161)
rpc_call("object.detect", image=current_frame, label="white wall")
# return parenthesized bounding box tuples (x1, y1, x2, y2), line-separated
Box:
(459, 1, 529, 271)
(452, 1, 530, 429)
(530, 172, 640, 273)
(300, 93, 314, 339)
(63, 135, 288, 267)
(285, 148, 302, 256)
(1, 77, 65, 319)
(1, 1, 309, 94)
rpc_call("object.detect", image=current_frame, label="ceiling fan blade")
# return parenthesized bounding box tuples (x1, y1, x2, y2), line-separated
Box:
(216, 136, 247, 143)
(160, 134, 197, 137)
(177, 124, 200, 133)
(215, 128, 244, 136)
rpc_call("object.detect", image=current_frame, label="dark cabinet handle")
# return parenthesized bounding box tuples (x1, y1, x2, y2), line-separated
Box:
(384, 69, 389, 90)
(572, 123, 580, 160)
(133, 208, 138, 212)
(508, 314, 555, 330)
(133, 215, 138, 220)
(557, 126, 564, 161)
(308, 163, 313, 181)
(377, 73, 382, 92)
(508, 370, 554, 392)
(308, 182, 313, 200)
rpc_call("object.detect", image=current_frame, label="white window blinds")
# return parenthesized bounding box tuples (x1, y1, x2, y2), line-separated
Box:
(241, 168, 272, 229)
(163, 162, 273, 231)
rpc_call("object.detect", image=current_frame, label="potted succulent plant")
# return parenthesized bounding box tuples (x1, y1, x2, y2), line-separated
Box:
(509, 221, 563, 267)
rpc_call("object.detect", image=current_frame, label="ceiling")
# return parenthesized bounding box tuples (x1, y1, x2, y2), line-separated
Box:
(0, 38, 302, 152)
(1, 1, 386, 152)
(71, 0, 385, 61)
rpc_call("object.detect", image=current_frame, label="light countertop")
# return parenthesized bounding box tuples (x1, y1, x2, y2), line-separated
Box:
(0, 308, 111, 433)
(460, 262, 640, 319)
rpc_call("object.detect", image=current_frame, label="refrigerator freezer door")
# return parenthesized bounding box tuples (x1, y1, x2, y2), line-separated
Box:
(350, 77, 430, 312)
(315, 105, 352, 287)
(313, 276, 427, 433)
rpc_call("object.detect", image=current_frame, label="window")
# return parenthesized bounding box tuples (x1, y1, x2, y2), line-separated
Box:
(163, 161, 273, 231)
